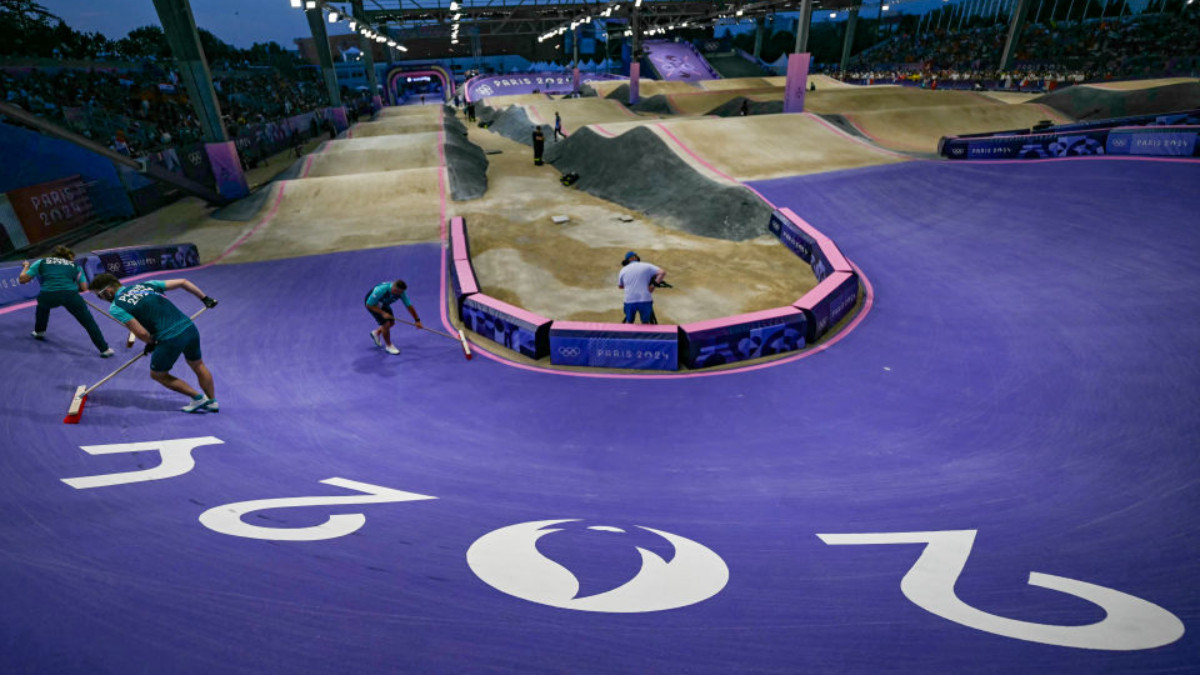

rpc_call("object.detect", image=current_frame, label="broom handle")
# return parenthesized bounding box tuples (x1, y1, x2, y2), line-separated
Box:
(388, 315, 462, 342)
(82, 305, 210, 396)
(83, 298, 127, 327)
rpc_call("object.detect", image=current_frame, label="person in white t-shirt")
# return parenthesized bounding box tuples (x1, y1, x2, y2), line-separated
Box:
(617, 251, 666, 324)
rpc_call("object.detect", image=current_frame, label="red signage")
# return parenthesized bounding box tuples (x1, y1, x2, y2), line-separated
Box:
(5, 174, 94, 245)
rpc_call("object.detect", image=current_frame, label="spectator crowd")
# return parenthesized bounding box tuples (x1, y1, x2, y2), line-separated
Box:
(0, 64, 350, 158)
(832, 12, 1200, 90)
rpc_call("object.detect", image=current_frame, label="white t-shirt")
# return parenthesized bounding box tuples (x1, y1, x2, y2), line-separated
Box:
(618, 261, 661, 303)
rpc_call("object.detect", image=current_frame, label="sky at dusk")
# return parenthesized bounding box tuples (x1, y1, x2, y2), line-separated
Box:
(37, 0, 1154, 50)
(40, 0, 352, 49)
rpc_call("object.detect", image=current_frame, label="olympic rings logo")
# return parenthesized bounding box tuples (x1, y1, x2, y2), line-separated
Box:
(558, 347, 581, 357)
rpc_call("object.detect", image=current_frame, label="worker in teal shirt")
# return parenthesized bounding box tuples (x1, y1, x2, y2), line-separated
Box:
(19, 245, 112, 357)
(365, 279, 421, 355)
(89, 272, 219, 414)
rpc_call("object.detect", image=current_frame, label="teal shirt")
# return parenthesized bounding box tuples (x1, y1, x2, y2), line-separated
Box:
(109, 280, 192, 340)
(27, 257, 83, 293)
(366, 282, 412, 308)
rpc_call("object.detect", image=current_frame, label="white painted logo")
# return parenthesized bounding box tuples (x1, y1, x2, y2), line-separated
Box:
(818, 529, 1185, 650)
(467, 519, 728, 612)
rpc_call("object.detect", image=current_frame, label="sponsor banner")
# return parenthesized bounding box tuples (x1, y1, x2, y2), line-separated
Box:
(794, 272, 860, 343)
(178, 142, 215, 188)
(0, 260, 40, 307)
(550, 322, 679, 371)
(204, 141, 250, 200)
(945, 130, 1110, 160)
(5, 175, 95, 247)
(1106, 130, 1198, 157)
(466, 72, 624, 101)
(783, 53, 810, 114)
(84, 243, 200, 279)
(768, 209, 833, 280)
(681, 308, 806, 369)
(461, 294, 551, 359)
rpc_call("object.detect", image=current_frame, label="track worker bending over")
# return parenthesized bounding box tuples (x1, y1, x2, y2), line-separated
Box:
(20, 245, 113, 357)
(89, 274, 219, 413)
(618, 251, 666, 324)
(366, 280, 422, 355)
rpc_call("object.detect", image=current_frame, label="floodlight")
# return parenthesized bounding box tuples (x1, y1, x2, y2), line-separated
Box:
(328, 11, 339, 22)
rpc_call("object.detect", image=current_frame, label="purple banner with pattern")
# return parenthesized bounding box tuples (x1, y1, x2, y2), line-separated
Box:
(1106, 130, 1198, 156)
(461, 295, 550, 359)
(549, 322, 678, 370)
(0, 260, 41, 306)
(783, 53, 810, 114)
(83, 243, 200, 280)
(204, 141, 249, 199)
(644, 40, 717, 81)
(794, 272, 860, 343)
(681, 309, 806, 369)
(768, 210, 833, 280)
(466, 72, 624, 101)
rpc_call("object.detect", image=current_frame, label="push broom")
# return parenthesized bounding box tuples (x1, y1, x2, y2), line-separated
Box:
(83, 298, 138, 348)
(65, 306, 210, 424)
(389, 317, 473, 360)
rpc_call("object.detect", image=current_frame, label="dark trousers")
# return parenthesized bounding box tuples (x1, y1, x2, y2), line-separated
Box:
(533, 139, 544, 165)
(35, 290, 109, 351)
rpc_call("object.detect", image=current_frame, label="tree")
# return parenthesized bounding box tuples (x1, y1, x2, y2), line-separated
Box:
(116, 25, 170, 60)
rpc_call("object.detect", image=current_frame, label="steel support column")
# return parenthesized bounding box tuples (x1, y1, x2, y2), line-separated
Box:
(840, 6, 859, 72)
(999, 0, 1033, 71)
(306, 7, 344, 106)
(150, 0, 227, 143)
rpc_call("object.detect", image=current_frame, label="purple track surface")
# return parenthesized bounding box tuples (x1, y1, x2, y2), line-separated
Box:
(1, 160, 1197, 673)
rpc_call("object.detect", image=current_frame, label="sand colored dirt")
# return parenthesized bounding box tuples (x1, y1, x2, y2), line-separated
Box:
(519, 97, 651, 134)
(698, 77, 777, 91)
(597, 114, 906, 182)
(843, 102, 1072, 152)
(804, 87, 999, 113)
(314, 131, 442, 155)
(481, 93, 553, 108)
(452, 113, 817, 324)
(589, 79, 699, 98)
(1082, 77, 1199, 91)
(219, 167, 442, 264)
(301, 145, 440, 177)
(350, 116, 444, 136)
(976, 91, 1043, 104)
(662, 87, 783, 115)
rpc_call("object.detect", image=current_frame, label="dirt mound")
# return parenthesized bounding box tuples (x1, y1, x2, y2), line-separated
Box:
(1032, 81, 1200, 120)
(443, 109, 488, 201)
(544, 126, 773, 241)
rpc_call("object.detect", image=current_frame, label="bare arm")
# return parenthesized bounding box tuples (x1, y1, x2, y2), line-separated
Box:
(161, 278, 205, 300)
(124, 318, 154, 343)
(18, 261, 33, 284)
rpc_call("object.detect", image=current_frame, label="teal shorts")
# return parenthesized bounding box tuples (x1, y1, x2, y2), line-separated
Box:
(150, 324, 202, 372)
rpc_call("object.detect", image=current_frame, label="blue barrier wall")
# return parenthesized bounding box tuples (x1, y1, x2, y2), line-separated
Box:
(549, 322, 679, 371)
(942, 124, 1200, 160)
(82, 243, 200, 279)
(680, 307, 806, 369)
(0, 123, 134, 222)
(0, 260, 41, 306)
(461, 294, 551, 359)
(794, 272, 860, 343)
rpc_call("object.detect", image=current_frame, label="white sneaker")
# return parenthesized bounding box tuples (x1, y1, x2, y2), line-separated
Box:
(370, 330, 382, 348)
(201, 399, 219, 413)
(31, 331, 45, 340)
(385, 344, 400, 355)
(100, 348, 115, 358)
(181, 395, 211, 413)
